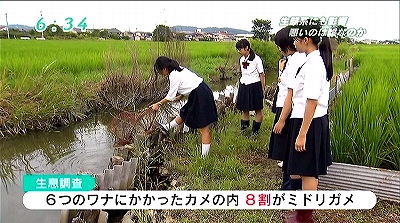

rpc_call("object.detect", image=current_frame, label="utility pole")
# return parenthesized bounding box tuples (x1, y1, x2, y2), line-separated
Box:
(40, 11, 44, 38)
(155, 23, 159, 55)
(163, 8, 167, 42)
(5, 13, 10, 39)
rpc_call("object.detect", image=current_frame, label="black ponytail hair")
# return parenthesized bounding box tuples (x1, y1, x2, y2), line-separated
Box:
(319, 36, 333, 81)
(293, 19, 333, 81)
(236, 39, 256, 61)
(153, 56, 184, 82)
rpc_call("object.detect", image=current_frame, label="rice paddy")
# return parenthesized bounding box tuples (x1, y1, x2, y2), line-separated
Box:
(0, 39, 281, 136)
(330, 44, 400, 170)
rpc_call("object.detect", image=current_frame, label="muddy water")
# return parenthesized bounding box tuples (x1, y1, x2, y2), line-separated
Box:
(0, 112, 115, 223)
(0, 73, 277, 223)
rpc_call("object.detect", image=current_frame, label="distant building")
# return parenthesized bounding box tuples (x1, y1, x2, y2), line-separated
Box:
(215, 31, 236, 41)
(70, 27, 83, 34)
(360, 39, 379, 44)
(123, 31, 152, 40)
(107, 28, 123, 36)
(360, 39, 371, 44)
(85, 29, 95, 33)
(379, 40, 399, 44)
(235, 33, 254, 41)
(123, 31, 135, 39)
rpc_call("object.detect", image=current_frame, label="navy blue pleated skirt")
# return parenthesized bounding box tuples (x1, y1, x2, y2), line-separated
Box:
(236, 81, 264, 111)
(180, 81, 218, 129)
(285, 115, 332, 178)
(268, 107, 291, 161)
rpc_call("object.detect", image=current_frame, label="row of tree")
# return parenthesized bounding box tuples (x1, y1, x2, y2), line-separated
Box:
(0, 24, 129, 40)
(1, 18, 350, 43)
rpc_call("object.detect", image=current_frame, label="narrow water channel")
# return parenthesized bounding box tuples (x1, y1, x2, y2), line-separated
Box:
(0, 73, 276, 223)
(0, 112, 115, 223)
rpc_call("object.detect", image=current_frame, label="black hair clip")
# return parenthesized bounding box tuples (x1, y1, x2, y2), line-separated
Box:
(242, 61, 250, 69)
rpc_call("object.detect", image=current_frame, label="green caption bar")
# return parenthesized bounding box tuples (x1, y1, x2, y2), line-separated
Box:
(23, 174, 96, 192)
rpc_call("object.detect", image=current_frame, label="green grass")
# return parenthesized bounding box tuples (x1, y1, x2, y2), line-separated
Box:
(163, 108, 284, 222)
(0, 39, 281, 82)
(165, 109, 276, 189)
(0, 39, 282, 136)
(330, 44, 400, 170)
(1, 40, 226, 83)
(1, 39, 110, 81)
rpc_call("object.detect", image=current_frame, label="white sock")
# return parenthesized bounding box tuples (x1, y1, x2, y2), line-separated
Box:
(202, 144, 210, 157)
(163, 119, 179, 130)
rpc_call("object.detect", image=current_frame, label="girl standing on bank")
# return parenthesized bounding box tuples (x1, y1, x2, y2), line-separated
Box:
(269, 26, 307, 191)
(151, 56, 218, 157)
(235, 39, 265, 137)
(283, 22, 333, 223)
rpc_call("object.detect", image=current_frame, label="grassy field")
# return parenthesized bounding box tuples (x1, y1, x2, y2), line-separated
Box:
(0, 39, 282, 136)
(0, 38, 356, 85)
(1, 40, 234, 83)
(0, 39, 281, 82)
(330, 44, 400, 170)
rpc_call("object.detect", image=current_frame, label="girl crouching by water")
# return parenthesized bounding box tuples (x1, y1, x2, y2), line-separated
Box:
(151, 56, 218, 158)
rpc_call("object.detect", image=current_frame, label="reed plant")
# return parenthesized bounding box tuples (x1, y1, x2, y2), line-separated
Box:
(0, 61, 89, 136)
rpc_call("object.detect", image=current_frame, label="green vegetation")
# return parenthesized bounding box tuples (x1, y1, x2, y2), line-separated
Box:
(330, 45, 400, 170)
(332, 42, 360, 74)
(251, 18, 272, 41)
(1, 40, 172, 80)
(166, 109, 276, 190)
(163, 109, 283, 222)
(0, 39, 281, 136)
(1, 40, 280, 81)
(248, 39, 282, 72)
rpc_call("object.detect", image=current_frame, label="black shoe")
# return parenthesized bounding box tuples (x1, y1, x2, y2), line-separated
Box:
(246, 131, 259, 138)
(240, 120, 250, 135)
(158, 123, 168, 136)
(280, 171, 292, 190)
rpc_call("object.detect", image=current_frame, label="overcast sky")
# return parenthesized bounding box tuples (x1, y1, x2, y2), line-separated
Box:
(0, 1, 399, 40)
